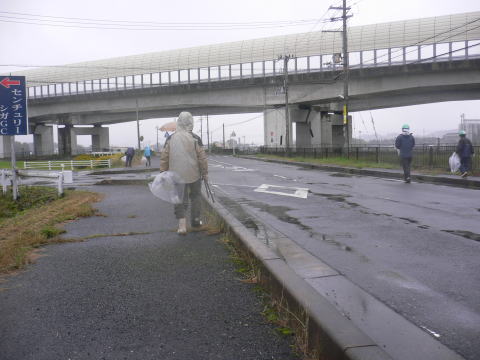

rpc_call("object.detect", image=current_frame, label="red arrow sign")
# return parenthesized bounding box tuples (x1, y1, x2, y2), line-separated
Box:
(0, 77, 21, 88)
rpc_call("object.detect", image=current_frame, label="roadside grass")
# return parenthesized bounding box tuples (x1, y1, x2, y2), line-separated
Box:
(0, 161, 25, 169)
(255, 153, 397, 169)
(253, 153, 479, 176)
(202, 207, 312, 359)
(0, 188, 103, 274)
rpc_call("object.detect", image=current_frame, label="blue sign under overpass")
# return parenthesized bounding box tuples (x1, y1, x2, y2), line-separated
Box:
(0, 76, 28, 136)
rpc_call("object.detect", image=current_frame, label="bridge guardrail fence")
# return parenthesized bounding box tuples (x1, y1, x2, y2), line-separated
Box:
(252, 145, 479, 172)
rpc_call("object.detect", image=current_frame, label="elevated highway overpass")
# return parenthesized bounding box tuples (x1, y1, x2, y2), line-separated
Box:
(2, 11, 480, 155)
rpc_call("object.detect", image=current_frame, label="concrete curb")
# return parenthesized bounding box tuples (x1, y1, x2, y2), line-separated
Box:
(201, 193, 393, 360)
(239, 156, 480, 189)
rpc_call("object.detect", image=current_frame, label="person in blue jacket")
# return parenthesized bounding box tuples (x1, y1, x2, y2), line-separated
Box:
(144, 144, 152, 167)
(395, 124, 415, 183)
(456, 130, 475, 178)
(125, 147, 135, 167)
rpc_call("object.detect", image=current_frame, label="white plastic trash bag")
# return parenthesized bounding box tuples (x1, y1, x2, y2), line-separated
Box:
(141, 156, 147, 165)
(449, 152, 460, 173)
(120, 156, 126, 163)
(148, 171, 185, 204)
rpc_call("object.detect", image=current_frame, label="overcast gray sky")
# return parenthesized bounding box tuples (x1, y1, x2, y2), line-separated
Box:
(1, 0, 479, 147)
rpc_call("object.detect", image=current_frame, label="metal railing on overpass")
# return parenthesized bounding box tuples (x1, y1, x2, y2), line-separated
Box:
(27, 40, 480, 100)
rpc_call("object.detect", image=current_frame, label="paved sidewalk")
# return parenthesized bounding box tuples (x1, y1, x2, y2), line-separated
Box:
(0, 185, 299, 360)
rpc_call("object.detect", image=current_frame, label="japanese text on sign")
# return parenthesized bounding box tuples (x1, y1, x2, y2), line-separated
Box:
(0, 76, 28, 136)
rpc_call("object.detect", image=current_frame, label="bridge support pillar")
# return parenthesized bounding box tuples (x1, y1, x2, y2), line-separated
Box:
(263, 108, 292, 147)
(58, 125, 78, 156)
(33, 125, 54, 156)
(91, 125, 110, 152)
(0, 136, 12, 158)
(292, 108, 351, 148)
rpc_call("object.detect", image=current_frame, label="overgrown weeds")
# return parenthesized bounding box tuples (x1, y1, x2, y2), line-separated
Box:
(203, 206, 317, 359)
(0, 188, 102, 274)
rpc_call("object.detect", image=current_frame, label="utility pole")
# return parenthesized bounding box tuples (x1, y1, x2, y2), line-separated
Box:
(135, 99, 141, 150)
(206, 114, 210, 152)
(278, 54, 293, 150)
(200, 116, 203, 144)
(342, 0, 350, 149)
(223, 123, 225, 149)
(330, 1, 351, 148)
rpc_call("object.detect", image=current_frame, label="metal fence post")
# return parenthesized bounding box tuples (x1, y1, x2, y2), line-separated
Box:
(428, 146, 434, 168)
(376, 147, 379, 163)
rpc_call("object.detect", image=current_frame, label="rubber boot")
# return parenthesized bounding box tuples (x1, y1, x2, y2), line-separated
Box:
(177, 218, 187, 235)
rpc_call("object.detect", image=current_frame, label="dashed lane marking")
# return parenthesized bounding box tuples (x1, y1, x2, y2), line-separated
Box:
(254, 184, 309, 199)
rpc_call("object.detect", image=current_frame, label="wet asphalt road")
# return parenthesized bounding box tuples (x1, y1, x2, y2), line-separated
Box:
(208, 155, 480, 360)
(0, 185, 299, 360)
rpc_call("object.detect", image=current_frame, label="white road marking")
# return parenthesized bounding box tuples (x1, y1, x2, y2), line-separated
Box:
(420, 326, 441, 338)
(254, 184, 309, 199)
(273, 174, 288, 179)
(210, 159, 255, 172)
(212, 183, 258, 188)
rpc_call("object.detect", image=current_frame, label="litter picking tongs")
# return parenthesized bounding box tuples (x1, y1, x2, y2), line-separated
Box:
(204, 179, 215, 203)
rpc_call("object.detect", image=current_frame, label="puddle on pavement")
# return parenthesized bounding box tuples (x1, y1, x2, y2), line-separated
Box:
(309, 191, 360, 208)
(398, 217, 419, 224)
(442, 230, 480, 242)
(417, 225, 430, 230)
(334, 183, 352, 188)
(217, 195, 370, 262)
(329, 173, 354, 178)
(240, 199, 311, 232)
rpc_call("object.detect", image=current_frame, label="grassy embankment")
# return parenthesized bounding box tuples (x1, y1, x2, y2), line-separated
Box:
(0, 161, 25, 169)
(253, 153, 470, 176)
(0, 187, 102, 274)
(255, 153, 398, 169)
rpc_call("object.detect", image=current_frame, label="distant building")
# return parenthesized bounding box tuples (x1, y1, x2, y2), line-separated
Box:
(460, 114, 480, 145)
(441, 133, 459, 145)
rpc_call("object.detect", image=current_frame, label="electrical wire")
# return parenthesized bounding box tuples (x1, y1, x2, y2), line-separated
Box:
(0, 10, 321, 26)
(0, 13, 333, 31)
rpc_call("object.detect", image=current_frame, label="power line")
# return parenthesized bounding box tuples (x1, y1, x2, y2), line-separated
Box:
(0, 10, 321, 26)
(0, 13, 333, 31)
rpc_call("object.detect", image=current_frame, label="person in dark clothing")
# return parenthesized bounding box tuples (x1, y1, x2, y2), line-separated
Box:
(125, 147, 135, 167)
(456, 130, 475, 177)
(395, 124, 415, 183)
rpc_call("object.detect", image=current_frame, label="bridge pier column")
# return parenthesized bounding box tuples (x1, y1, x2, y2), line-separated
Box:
(263, 108, 292, 147)
(0, 136, 12, 158)
(291, 108, 351, 148)
(92, 125, 110, 152)
(58, 125, 78, 156)
(33, 124, 54, 156)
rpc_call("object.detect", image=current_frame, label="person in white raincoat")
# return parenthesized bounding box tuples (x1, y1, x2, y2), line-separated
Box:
(160, 112, 208, 234)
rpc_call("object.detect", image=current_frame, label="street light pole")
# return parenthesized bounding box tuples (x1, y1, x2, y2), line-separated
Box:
(342, 0, 350, 149)
(155, 126, 159, 151)
(136, 99, 141, 150)
(279, 55, 292, 151)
